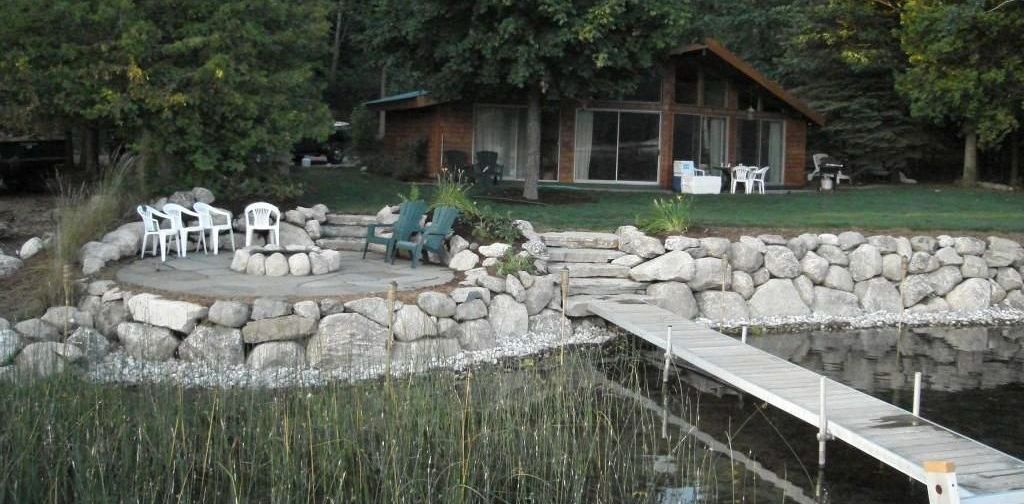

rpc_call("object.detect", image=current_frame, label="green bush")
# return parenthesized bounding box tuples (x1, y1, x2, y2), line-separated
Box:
(349, 104, 379, 154)
(468, 206, 519, 244)
(430, 170, 477, 216)
(636, 194, 691, 235)
(495, 250, 536, 276)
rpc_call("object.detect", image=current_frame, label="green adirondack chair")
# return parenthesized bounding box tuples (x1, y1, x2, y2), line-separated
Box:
(362, 200, 428, 261)
(390, 206, 460, 268)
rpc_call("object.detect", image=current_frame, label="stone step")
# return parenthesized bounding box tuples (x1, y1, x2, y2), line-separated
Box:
(320, 224, 367, 238)
(565, 294, 652, 317)
(555, 277, 648, 296)
(325, 213, 377, 226)
(546, 247, 625, 263)
(547, 262, 630, 278)
(540, 231, 619, 249)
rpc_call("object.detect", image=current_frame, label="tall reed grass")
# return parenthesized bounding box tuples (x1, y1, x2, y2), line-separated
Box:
(31, 152, 138, 310)
(0, 348, 751, 503)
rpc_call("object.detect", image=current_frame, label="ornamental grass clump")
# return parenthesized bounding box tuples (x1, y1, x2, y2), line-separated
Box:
(637, 194, 691, 235)
(430, 170, 477, 217)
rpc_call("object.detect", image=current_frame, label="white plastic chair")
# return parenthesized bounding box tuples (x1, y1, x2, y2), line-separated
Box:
(731, 165, 753, 194)
(163, 203, 207, 257)
(137, 205, 178, 262)
(244, 202, 280, 247)
(749, 166, 771, 194)
(194, 202, 235, 255)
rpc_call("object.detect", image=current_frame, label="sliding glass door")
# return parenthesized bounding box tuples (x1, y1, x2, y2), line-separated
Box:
(473, 105, 559, 180)
(672, 114, 727, 171)
(574, 110, 660, 183)
(737, 119, 784, 184)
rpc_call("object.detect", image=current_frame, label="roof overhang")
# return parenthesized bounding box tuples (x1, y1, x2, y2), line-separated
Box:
(364, 90, 444, 112)
(671, 38, 825, 126)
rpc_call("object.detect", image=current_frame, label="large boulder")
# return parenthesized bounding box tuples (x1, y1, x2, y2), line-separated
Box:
(800, 252, 829, 284)
(65, 327, 109, 363)
(208, 300, 251, 327)
(882, 254, 903, 281)
(901, 275, 934, 308)
(748, 279, 811, 318)
(455, 299, 489, 321)
(247, 341, 306, 369)
(786, 236, 808, 260)
(451, 319, 496, 351)
(910, 236, 937, 253)
(178, 325, 245, 367)
(700, 237, 731, 258)
(102, 228, 140, 257)
(541, 231, 619, 249)
(506, 275, 527, 302)
(695, 291, 750, 321)
(116, 322, 179, 361)
(837, 231, 866, 251)
(478, 242, 512, 258)
(18, 236, 44, 260)
(344, 296, 400, 326)
(393, 305, 438, 341)
(288, 253, 311, 276)
(811, 287, 862, 317)
(40, 306, 92, 335)
(815, 245, 849, 266)
(245, 253, 266, 275)
(867, 235, 898, 254)
(293, 300, 320, 321)
(416, 292, 456, 318)
(688, 257, 732, 291)
(616, 226, 665, 258)
(628, 250, 696, 282)
(908, 252, 940, 274)
(995, 267, 1023, 291)
(450, 287, 491, 305)
(848, 244, 882, 281)
(646, 282, 699, 319)
(926, 266, 964, 296)
(945, 278, 992, 312)
(278, 222, 315, 248)
(251, 298, 292, 320)
(1, 329, 24, 363)
(14, 318, 61, 342)
(0, 254, 24, 278)
(794, 275, 814, 306)
(854, 278, 902, 313)
(392, 338, 461, 365)
(241, 315, 317, 343)
(961, 255, 989, 279)
(306, 313, 387, 370)
(935, 247, 963, 266)
(488, 294, 528, 339)
(764, 246, 800, 279)
(448, 250, 480, 271)
(729, 242, 764, 273)
(664, 235, 701, 251)
(127, 293, 208, 333)
(96, 302, 129, 338)
(265, 253, 289, 277)
(953, 237, 986, 256)
(732, 271, 755, 300)
(523, 276, 556, 315)
(14, 342, 84, 378)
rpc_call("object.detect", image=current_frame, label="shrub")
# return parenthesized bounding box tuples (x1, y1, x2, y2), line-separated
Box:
(430, 170, 477, 216)
(349, 104, 379, 155)
(636, 194, 691, 235)
(495, 250, 536, 276)
(468, 206, 519, 244)
(397, 183, 422, 203)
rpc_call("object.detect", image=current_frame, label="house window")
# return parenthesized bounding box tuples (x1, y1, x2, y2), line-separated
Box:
(574, 110, 660, 183)
(672, 114, 727, 171)
(738, 119, 784, 184)
(703, 74, 728, 108)
(473, 105, 559, 181)
(675, 59, 699, 105)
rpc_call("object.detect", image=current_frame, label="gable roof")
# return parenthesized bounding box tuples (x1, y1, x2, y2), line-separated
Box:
(671, 38, 825, 126)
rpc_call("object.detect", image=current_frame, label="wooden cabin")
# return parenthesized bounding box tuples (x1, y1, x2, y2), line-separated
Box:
(366, 39, 825, 189)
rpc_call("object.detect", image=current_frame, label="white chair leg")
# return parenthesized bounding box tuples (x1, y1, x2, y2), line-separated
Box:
(246, 228, 252, 247)
(159, 236, 167, 262)
(140, 234, 149, 258)
(177, 233, 185, 258)
(274, 229, 280, 246)
(229, 229, 236, 251)
(211, 231, 219, 255)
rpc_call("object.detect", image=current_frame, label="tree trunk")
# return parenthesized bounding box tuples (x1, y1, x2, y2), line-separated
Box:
(1010, 130, 1020, 187)
(377, 65, 387, 140)
(962, 125, 978, 186)
(328, 0, 344, 88)
(81, 126, 100, 175)
(522, 85, 542, 201)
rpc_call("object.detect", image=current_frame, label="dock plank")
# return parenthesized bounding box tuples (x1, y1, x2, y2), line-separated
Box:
(589, 300, 1024, 501)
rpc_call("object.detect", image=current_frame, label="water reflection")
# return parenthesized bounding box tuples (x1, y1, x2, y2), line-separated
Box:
(747, 326, 1024, 393)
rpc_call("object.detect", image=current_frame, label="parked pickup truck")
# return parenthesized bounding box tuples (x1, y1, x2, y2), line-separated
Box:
(0, 136, 70, 191)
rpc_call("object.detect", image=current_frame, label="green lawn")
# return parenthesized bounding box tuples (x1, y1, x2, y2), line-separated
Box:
(298, 167, 1024, 233)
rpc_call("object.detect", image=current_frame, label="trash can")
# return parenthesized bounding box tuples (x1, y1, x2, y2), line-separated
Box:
(672, 161, 686, 192)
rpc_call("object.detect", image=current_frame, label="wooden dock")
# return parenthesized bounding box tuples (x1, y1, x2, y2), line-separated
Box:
(588, 299, 1024, 504)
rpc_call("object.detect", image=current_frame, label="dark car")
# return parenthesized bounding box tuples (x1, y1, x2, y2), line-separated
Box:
(0, 135, 71, 191)
(293, 121, 350, 165)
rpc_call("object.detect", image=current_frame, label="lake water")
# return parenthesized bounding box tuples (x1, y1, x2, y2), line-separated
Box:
(607, 325, 1024, 503)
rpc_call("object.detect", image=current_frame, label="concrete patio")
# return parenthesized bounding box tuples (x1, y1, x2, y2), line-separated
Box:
(115, 251, 455, 299)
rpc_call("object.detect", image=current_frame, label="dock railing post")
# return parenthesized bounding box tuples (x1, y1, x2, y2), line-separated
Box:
(560, 268, 569, 365)
(741, 325, 748, 344)
(663, 325, 673, 384)
(924, 460, 961, 504)
(913, 371, 922, 417)
(385, 280, 397, 381)
(817, 376, 830, 469)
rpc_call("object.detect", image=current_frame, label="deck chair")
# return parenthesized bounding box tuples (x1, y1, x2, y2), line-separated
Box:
(442, 150, 471, 180)
(473, 150, 504, 187)
(390, 206, 459, 268)
(363, 200, 428, 261)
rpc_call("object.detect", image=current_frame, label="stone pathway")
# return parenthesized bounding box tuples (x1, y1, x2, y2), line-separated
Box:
(115, 251, 454, 299)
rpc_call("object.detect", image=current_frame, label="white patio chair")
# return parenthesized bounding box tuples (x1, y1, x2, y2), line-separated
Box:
(163, 203, 207, 257)
(194, 202, 235, 255)
(137, 205, 178, 262)
(749, 166, 771, 194)
(731, 165, 753, 194)
(244, 202, 280, 247)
